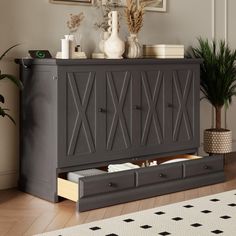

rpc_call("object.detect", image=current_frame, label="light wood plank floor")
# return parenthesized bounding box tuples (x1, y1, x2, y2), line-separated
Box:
(0, 154, 236, 236)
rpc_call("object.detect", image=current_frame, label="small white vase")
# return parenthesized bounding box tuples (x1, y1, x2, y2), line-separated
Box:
(65, 34, 76, 58)
(99, 31, 110, 53)
(104, 11, 125, 59)
(125, 34, 142, 58)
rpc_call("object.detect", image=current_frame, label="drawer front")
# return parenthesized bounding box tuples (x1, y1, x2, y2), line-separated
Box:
(79, 171, 135, 198)
(136, 163, 183, 187)
(183, 155, 224, 178)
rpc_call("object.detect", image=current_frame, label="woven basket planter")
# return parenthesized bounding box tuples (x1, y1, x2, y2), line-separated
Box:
(204, 129, 232, 154)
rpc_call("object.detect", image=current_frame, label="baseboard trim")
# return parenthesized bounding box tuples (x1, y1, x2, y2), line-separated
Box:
(0, 170, 18, 190)
(0, 170, 18, 176)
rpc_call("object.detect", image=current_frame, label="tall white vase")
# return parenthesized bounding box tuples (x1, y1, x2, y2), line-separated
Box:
(104, 11, 125, 59)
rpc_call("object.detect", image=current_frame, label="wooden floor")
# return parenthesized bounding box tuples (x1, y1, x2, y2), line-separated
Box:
(0, 155, 236, 236)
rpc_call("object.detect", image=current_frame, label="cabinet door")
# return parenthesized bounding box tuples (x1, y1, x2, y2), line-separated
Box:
(132, 65, 199, 157)
(139, 69, 167, 149)
(104, 70, 133, 153)
(168, 66, 200, 150)
(58, 68, 100, 168)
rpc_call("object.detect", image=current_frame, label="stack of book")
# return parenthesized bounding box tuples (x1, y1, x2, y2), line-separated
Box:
(143, 44, 184, 58)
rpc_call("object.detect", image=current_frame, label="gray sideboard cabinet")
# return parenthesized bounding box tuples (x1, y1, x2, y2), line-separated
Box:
(16, 58, 225, 212)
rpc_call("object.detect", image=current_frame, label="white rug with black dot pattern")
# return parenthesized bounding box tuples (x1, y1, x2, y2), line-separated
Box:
(36, 190, 236, 236)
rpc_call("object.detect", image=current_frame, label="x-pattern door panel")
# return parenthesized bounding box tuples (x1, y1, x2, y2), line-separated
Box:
(67, 72, 96, 156)
(106, 71, 132, 152)
(58, 64, 200, 168)
(170, 69, 199, 147)
(57, 70, 98, 168)
(140, 70, 166, 147)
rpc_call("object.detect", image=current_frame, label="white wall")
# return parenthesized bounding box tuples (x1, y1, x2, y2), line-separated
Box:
(0, 0, 236, 189)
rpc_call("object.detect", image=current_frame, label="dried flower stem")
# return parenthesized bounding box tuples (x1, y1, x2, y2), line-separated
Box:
(67, 12, 85, 34)
(125, 0, 145, 34)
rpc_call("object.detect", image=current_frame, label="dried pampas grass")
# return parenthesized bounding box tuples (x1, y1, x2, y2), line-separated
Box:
(125, 0, 145, 34)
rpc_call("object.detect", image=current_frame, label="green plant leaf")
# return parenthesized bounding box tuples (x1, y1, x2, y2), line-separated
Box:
(0, 44, 20, 61)
(0, 74, 23, 89)
(0, 95, 4, 103)
(190, 37, 236, 129)
(0, 107, 15, 124)
(0, 44, 22, 124)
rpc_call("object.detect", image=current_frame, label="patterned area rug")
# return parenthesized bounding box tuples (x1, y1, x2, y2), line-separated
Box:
(36, 190, 236, 236)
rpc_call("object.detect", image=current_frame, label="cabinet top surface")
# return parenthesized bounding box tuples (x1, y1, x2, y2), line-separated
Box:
(16, 58, 203, 66)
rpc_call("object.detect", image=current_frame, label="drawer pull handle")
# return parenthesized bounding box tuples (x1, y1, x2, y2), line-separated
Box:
(133, 105, 141, 110)
(108, 182, 114, 187)
(167, 103, 174, 108)
(204, 165, 210, 170)
(159, 173, 165, 178)
(98, 108, 106, 113)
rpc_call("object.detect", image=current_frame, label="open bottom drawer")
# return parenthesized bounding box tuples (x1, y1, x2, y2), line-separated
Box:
(57, 170, 136, 202)
(57, 154, 225, 210)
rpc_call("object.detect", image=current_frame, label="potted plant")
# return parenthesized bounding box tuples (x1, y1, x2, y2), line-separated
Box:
(191, 38, 236, 154)
(0, 45, 23, 123)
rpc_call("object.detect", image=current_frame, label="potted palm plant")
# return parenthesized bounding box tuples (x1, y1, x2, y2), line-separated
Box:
(191, 38, 236, 154)
(0, 45, 23, 123)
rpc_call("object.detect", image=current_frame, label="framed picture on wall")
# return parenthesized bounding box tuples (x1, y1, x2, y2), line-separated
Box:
(101, 0, 126, 7)
(143, 0, 167, 12)
(49, 0, 93, 6)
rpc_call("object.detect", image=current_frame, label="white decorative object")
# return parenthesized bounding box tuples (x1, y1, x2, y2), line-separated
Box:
(125, 34, 142, 58)
(65, 34, 76, 58)
(99, 31, 110, 53)
(61, 38, 70, 59)
(143, 44, 184, 58)
(104, 11, 125, 59)
(92, 53, 105, 59)
(56, 51, 87, 59)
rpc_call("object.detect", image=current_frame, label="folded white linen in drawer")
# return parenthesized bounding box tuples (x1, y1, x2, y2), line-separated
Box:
(67, 169, 106, 183)
(108, 163, 140, 172)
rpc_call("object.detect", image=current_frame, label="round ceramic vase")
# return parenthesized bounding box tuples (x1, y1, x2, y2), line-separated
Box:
(125, 34, 142, 58)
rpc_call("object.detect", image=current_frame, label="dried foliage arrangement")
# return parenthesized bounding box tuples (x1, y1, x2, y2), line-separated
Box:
(125, 0, 145, 34)
(67, 13, 85, 33)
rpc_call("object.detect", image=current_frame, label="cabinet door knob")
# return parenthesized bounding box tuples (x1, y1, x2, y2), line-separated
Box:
(159, 173, 164, 178)
(108, 182, 113, 187)
(98, 108, 106, 113)
(133, 105, 141, 110)
(204, 165, 209, 170)
(167, 103, 174, 108)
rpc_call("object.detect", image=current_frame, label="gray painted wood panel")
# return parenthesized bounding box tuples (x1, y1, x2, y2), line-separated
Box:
(79, 171, 135, 198)
(136, 163, 183, 187)
(183, 155, 224, 178)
